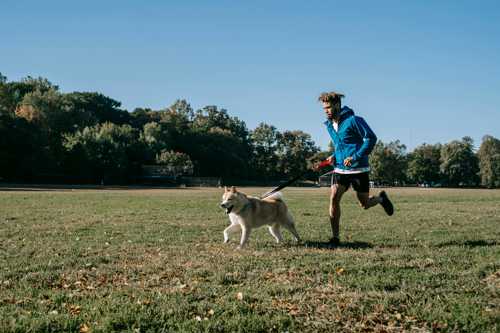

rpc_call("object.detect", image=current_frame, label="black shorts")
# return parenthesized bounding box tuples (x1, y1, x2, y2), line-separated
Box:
(331, 172, 370, 193)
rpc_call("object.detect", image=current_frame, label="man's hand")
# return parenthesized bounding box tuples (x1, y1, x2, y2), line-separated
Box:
(343, 157, 353, 167)
(313, 156, 335, 171)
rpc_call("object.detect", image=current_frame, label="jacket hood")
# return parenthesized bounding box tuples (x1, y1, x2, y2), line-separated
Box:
(339, 106, 354, 121)
(323, 106, 354, 125)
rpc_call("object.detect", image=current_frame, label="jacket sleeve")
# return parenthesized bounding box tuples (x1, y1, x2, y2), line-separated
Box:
(351, 116, 377, 162)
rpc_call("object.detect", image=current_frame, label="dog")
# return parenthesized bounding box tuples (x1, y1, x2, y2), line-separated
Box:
(220, 186, 301, 248)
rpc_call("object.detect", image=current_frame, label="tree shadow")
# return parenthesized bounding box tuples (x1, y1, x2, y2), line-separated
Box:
(302, 240, 373, 250)
(435, 239, 499, 248)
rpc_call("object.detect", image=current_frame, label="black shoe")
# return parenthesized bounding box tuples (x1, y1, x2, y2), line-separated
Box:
(379, 191, 394, 216)
(329, 237, 340, 246)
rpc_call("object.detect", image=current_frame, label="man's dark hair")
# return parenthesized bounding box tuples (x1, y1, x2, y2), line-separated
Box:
(318, 91, 345, 104)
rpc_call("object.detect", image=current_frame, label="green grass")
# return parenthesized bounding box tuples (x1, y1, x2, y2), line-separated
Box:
(1, 187, 499, 332)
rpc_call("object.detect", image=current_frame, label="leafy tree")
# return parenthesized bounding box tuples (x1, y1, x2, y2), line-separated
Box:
(369, 140, 408, 185)
(63, 92, 130, 125)
(138, 121, 174, 164)
(440, 136, 479, 186)
(130, 107, 160, 129)
(159, 101, 194, 149)
(0, 115, 46, 180)
(407, 143, 442, 185)
(0, 75, 62, 179)
(191, 105, 248, 139)
(181, 105, 252, 178)
(21, 76, 59, 93)
(250, 123, 281, 179)
(15, 89, 71, 172)
(477, 135, 500, 188)
(277, 130, 320, 177)
(155, 150, 194, 178)
(0, 75, 58, 117)
(63, 123, 143, 183)
(166, 99, 194, 121)
(141, 122, 171, 149)
(184, 127, 251, 178)
(17, 89, 69, 131)
(0, 73, 8, 116)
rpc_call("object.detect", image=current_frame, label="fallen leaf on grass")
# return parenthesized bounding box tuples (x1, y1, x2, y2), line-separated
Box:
(236, 292, 243, 300)
(336, 267, 345, 275)
(67, 304, 81, 315)
(272, 298, 301, 316)
(136, 299, 152, 306)
(79, 323, 90, 333)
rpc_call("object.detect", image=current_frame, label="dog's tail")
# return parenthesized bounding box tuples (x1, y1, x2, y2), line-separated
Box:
(264, 191, 284, 201)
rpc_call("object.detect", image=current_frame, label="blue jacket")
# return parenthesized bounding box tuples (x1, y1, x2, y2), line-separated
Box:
(324, 106, 377, 171)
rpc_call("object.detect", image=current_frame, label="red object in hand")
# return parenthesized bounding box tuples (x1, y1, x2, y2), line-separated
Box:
(318, 159, 332, 168)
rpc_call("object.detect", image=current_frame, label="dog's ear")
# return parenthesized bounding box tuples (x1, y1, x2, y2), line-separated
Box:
(224, 186, 228, 192)
(231, 186, 237, 193)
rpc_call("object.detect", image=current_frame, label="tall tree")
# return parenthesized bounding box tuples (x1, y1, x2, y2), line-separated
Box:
(0, 75, 58, 117)
(369, 140, 408, 185)
(158, 100, 194, 150)
(15, 88, 70, 172)
(63, 123, 144, 183)
(407, 143, 442, 185)
(155, 150, 194, 179)
(277, 130, 320, 177)
(63, 92, 130, 125)
(139, 121, 173, 163)
(182, 105, 252, 178)
(130, 107, 160, 129)
(191, 105, 248, 139)
(477, 135, 500, 188)
(0, 115, 45, 180)
(0, 73, 8, 116)
(440, 136, 479, 186)
(166, 99, 194, 121)
(250, 123, 281, 179)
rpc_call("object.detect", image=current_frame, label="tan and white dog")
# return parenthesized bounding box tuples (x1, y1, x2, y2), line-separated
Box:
(220, 186, 300, 248)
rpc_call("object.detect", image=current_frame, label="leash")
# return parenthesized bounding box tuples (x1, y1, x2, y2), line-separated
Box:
(260, 159, 332, 199)
(260, 171, 308, 199)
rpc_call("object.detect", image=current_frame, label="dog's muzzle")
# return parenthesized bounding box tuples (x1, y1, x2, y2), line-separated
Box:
(220, 203, 233, 214)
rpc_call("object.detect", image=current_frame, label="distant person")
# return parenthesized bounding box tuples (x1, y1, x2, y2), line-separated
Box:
(314, 91, 394, 246)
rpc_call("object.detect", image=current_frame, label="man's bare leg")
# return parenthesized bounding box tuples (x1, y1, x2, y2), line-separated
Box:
(356, 191, 381, 209)
(330, 184, 347, 242)
(357, 191, 394, 215)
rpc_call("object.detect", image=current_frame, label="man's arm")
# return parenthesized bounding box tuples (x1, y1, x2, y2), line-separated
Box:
(350, 116, 377, 162)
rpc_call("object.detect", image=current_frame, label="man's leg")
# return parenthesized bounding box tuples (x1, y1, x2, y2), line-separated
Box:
(357, 191, 394, 215)
(330, 183, 347, 243)
(352, 172, 393, 215)
(356, 191, 382, 209)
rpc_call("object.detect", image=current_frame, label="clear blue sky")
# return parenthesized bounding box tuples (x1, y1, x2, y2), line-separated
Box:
(2, 0, 499, 151)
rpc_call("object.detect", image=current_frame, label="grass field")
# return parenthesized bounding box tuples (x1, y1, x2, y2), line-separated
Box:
(1, 186, 499, 332)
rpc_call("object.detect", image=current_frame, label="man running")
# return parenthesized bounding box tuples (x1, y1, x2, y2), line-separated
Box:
(315, 91, 394, 246)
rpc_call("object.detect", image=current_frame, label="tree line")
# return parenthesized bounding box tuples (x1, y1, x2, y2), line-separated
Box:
(368, 137, 499, 188)
(1, 74, 499, 187)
